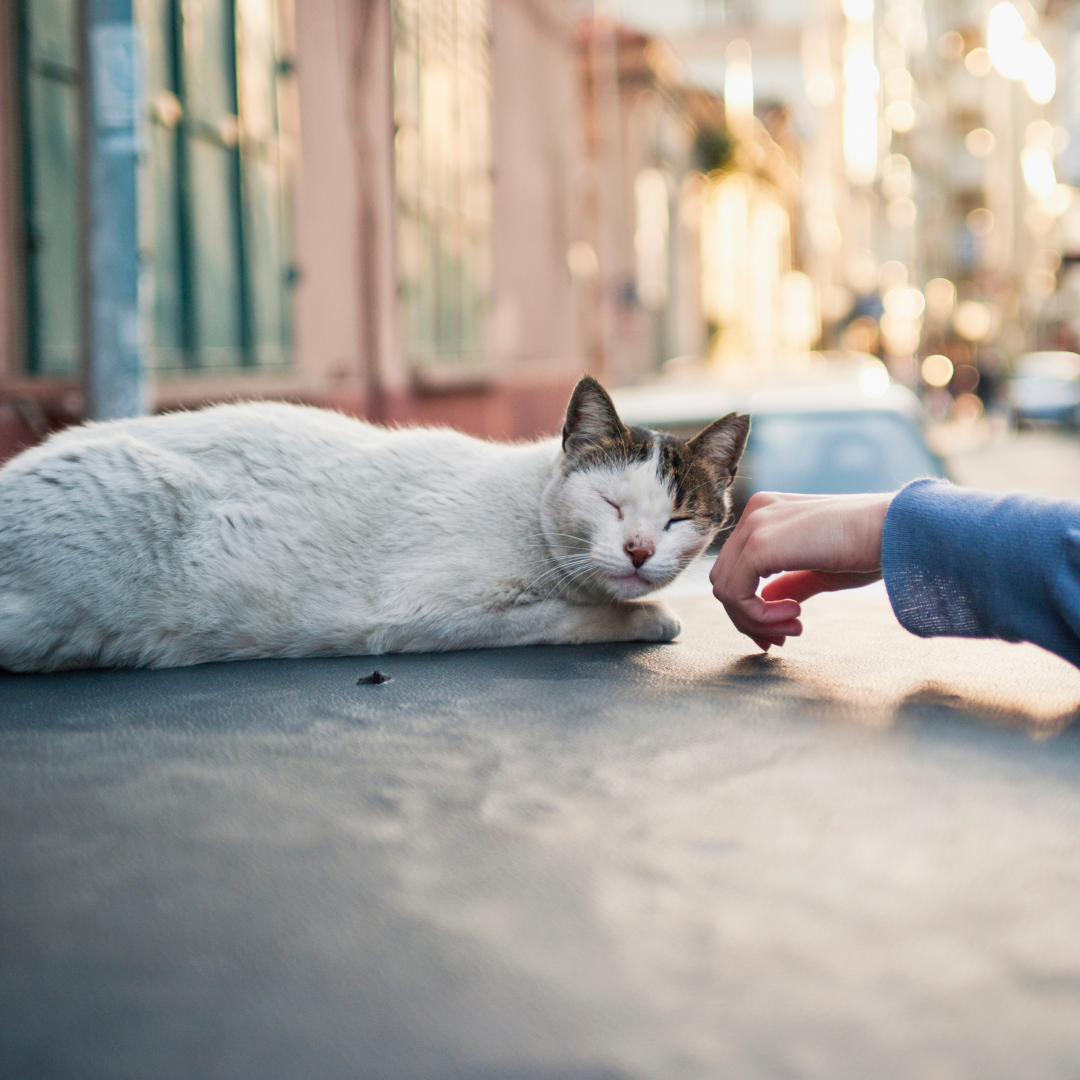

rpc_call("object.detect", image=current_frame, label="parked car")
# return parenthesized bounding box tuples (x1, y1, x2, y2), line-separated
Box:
(611, 360, 947, 514)
(1004, 351, 1080, 428)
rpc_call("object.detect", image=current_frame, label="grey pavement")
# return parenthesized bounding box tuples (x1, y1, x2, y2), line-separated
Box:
(946, 422, 1080, 498)
(5, 582, 1080, 1080)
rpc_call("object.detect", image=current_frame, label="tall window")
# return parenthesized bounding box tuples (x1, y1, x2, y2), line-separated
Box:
(17, 0, 82, 376)
(140, 0, 295, 371)
(15, 0, 296, 377)
(393, 0, 493, 368)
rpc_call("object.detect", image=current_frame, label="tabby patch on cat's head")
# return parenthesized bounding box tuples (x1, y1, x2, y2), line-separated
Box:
(561, 377, 749, 526)
(545, 376, 750, 602)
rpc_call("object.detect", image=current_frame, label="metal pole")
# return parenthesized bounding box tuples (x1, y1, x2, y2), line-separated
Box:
(85, 0, 146, 419)
(591, 5, 621, 381)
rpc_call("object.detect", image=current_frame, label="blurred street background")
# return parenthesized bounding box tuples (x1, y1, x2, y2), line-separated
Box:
(2, 0, 1080, 502)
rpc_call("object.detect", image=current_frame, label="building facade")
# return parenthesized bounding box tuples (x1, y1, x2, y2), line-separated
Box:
(0, 0, 585, 461)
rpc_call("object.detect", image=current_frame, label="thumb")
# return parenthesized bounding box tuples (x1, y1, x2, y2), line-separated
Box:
(761, 570, 832, 604)
(762, 569, 884, 603)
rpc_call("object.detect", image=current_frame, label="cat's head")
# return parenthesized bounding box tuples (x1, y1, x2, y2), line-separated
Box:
(541, 377, 750, 601)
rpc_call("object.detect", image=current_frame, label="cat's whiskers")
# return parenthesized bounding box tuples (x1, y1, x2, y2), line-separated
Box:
(511, 553, 597, 607)
(540, 557, 597, 596)
(539, 531, 592, 555)
(539, 553, 606, 600)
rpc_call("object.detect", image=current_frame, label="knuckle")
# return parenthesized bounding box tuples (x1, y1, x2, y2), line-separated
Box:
(743, 529, 767, 558)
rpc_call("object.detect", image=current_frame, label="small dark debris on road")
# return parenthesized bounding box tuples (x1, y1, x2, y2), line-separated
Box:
(358, 670, 392, 685)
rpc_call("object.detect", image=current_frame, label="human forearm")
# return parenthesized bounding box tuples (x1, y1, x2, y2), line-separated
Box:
(882, 479, 1080, 666)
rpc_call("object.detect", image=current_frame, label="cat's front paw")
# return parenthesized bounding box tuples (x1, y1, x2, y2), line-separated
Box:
(628, 601, 681, 643)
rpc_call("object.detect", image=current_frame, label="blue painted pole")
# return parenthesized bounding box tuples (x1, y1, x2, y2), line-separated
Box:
(85, 0, 147, 419)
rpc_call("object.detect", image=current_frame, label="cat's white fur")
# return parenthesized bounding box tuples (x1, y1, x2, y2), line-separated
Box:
(0, 395, 739, 672)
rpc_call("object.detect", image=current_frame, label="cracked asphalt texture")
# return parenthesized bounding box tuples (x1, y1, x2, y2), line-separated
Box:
(4, 428, 1080, 1080)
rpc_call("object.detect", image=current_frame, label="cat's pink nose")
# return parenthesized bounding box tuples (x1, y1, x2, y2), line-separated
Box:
(625, 542, 654, 568)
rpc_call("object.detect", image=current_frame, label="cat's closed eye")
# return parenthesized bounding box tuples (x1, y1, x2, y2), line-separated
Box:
(665, 517, 692, 530)
(602, 496, 624, 520)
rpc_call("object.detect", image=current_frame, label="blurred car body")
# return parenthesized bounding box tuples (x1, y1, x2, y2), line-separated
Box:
(611, 360, 947, 514)
(1004, 352, 1080, 428)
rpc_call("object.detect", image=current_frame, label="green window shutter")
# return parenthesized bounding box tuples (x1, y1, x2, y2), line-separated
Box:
(141, 0, 187, 368)
(236, 0, 293, 368)
(18, 0, 82, 377)
(143, 0, 292, 372)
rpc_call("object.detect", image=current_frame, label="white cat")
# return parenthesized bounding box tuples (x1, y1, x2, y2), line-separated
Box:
(0, 378, 748, 672)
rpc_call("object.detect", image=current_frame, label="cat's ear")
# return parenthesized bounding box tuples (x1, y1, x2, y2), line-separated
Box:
(686, 413, 750, 488)
(562, 377, 629, 457)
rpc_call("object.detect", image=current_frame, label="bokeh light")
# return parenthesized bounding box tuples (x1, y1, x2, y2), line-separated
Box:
(965, 129, 995, 158)
(924, 279, 956, 321)
(954, 301, 995, 342)
(987, 2, 1055, 103)
(922, 354, 954, 388)
(937, 30, 964, 60)
(953, 392, 985, 421)
(858, 360, 891, 397)
(966, 208, 995, 237)
(965, 47, 992, 76)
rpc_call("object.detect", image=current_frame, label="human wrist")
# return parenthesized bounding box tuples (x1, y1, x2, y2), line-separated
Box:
(866, 492, 896, 568)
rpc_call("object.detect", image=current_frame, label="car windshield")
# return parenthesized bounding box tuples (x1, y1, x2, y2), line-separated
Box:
(745, 411, 943, 495)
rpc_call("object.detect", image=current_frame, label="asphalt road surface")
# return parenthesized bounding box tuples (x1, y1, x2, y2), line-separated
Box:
(4, 430, 1080, 1080)
(947, 423, 1080, 498)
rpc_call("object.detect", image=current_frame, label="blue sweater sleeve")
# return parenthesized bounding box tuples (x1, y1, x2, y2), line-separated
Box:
(881, 478, 1080, 668)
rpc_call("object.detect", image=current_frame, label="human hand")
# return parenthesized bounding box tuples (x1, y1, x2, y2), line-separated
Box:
(709, 491, 895, 651)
